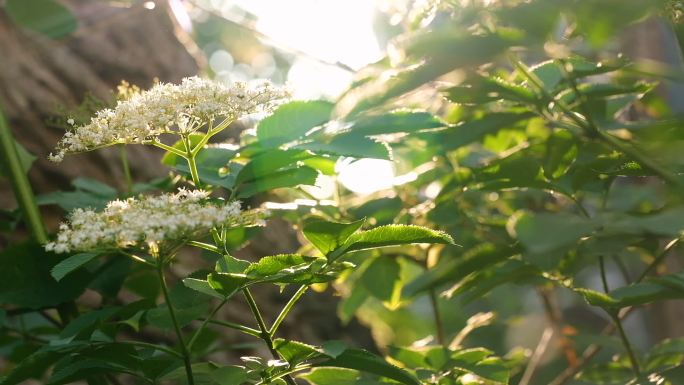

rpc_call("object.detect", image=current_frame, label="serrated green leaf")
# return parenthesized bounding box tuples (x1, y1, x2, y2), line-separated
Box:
(316, 348, 421, 385)
(300, 368, 364, 385)
(329, 225, 454, 261)
(236, 149, 313, 184)
(182, 278, 225, 299)
(303, 218, 365, 255)
(236, 166, 318, 198)
(215, 255, 251, 274)
(207, 272, 251, 298)
(257, 100, 334, 147)
(296, 134, 391, 160)
(347, 110, 445, 136)
(274, 339, 323, 365)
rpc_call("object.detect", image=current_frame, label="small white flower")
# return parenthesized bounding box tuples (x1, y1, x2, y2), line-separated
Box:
(67, 118, 75, 126)
(49, 77, 289, 162)
(45, 188, 265, 254)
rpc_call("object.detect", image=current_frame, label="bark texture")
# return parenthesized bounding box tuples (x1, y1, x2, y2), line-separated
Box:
(0, 0, 201, 209)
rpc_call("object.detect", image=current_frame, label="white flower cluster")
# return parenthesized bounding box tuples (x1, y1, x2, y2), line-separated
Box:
(45, 188, 254, 254)
(49, 77, 289, 162)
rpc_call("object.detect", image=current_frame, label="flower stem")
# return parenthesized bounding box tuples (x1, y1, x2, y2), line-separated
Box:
(119, 145, 132, 194)
(157, 262, 194, 385)
(181, 135, 201, 187)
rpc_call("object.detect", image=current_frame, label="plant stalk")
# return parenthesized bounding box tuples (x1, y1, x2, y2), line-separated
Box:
(0, 104, 47, 243)
(243, 289, 297, 385)
(119, 144, 132, 194)
(270, 285, 309, 336)
(157, 262, 194, 385)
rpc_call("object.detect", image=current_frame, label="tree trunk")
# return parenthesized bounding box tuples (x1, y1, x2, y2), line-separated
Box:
(0, 0, 201, 218)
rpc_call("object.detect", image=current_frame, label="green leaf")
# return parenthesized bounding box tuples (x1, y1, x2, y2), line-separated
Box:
(236, 166, 318, 198)
(403, 244, 520, 297)
(51, 252, 101, 281)
(445, 260, 541, 303)
(182, 278, 225, 299)
(70, 178, 117, 197)
(300, 368, 361, 385)
(360, 257, 401, 303)
(146, 283, 210, 328)
(444, 75, 536, 105)
(450, 349, 509, 384)
(215, 254, 251, 274)
(544, 130, 578, 179)
(316, 348, 421, 385)
(274, 339, 323, 365)
(257, 100, 334, 147)
(302, 218, 365, 255)
(0, 241, 90, 308)
(329, 225, 454, 261)
(422, 112, 534, 151)
(509, 212, 594, 254)
(347, 110, 445, 136)
(6, 0, 78, 39)
(296, 134, 391, 160)
(338, 30, 521, 117)
(0, 140, 36, 178)
(0, 346, 61, 385)
(245, 254, 310, 277)
(577, 362, 633, 385)
(207, 272, 251, 298)
(236, 149, 313, 184)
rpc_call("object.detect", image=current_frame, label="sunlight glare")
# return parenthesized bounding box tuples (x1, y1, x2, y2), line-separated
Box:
(231, 0, 382, 97)
(337, 158, 395, 195)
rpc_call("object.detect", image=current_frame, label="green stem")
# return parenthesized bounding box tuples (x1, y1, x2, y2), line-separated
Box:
(599, 256, 610, 293)
(637, 238, 681, 282)
(0, 102, 79, 323)
(611, 312, 641, 378)
(425, 251, 445, 346)
(187, 299, 227, 350)
(119, 145, 132, 194)
(190, 118, 231, 157)
(202, 318, 261, 338)
(188, 241, 222, 254)
(93, 340, 183, 358)
(0, 104, 47, 243)
(157, 262, 194, 385)
(599, 256, 640, 378)
(181, 135, 201, 186)
(151, 140, 187, 158)
(243, 289, 297, 385)
(270, 285, 309, 336)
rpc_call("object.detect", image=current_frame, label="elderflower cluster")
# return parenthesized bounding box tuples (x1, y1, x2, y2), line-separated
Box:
(49, 77, 289, 162)
(45, 188, 260, 254)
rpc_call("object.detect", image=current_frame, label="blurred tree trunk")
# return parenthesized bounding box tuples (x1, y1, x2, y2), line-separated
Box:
(621, 17, 684, 342)
(0, 0, 201, 215)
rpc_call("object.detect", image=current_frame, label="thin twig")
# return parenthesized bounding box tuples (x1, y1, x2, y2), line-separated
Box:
(519, 327, 554, 385)
(547, 237, 680, 385)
